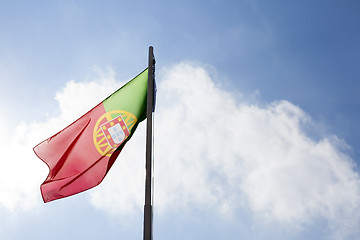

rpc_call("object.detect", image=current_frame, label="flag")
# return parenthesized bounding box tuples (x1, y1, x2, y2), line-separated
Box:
(34, 69, 148, 203)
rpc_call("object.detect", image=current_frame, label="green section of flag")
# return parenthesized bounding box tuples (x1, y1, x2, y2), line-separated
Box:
(103, 69, 148, 120)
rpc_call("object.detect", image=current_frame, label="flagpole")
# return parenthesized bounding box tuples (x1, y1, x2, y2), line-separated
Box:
(144, 46, 155, 240)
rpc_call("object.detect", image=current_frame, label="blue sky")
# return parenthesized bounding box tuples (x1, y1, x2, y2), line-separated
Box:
(1, 1, 360, 240)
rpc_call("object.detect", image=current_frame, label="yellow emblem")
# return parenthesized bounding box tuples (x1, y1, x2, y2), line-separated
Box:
(93, 110, 137, 156)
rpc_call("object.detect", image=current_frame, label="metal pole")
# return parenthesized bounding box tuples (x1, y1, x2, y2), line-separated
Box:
(143, 46, 155, 240)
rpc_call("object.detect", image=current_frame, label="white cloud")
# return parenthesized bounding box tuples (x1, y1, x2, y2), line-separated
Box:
(1, 62, 360, 239)
(0, 67, 124, 211)
(92, 62, 360, 238)
(0, 114, 46, 211)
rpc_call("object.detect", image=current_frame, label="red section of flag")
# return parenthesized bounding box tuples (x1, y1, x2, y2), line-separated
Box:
(34, 103, 111, 203)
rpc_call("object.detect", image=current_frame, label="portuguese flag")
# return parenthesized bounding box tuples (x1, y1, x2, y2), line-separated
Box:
(34, 69, 148, 203)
